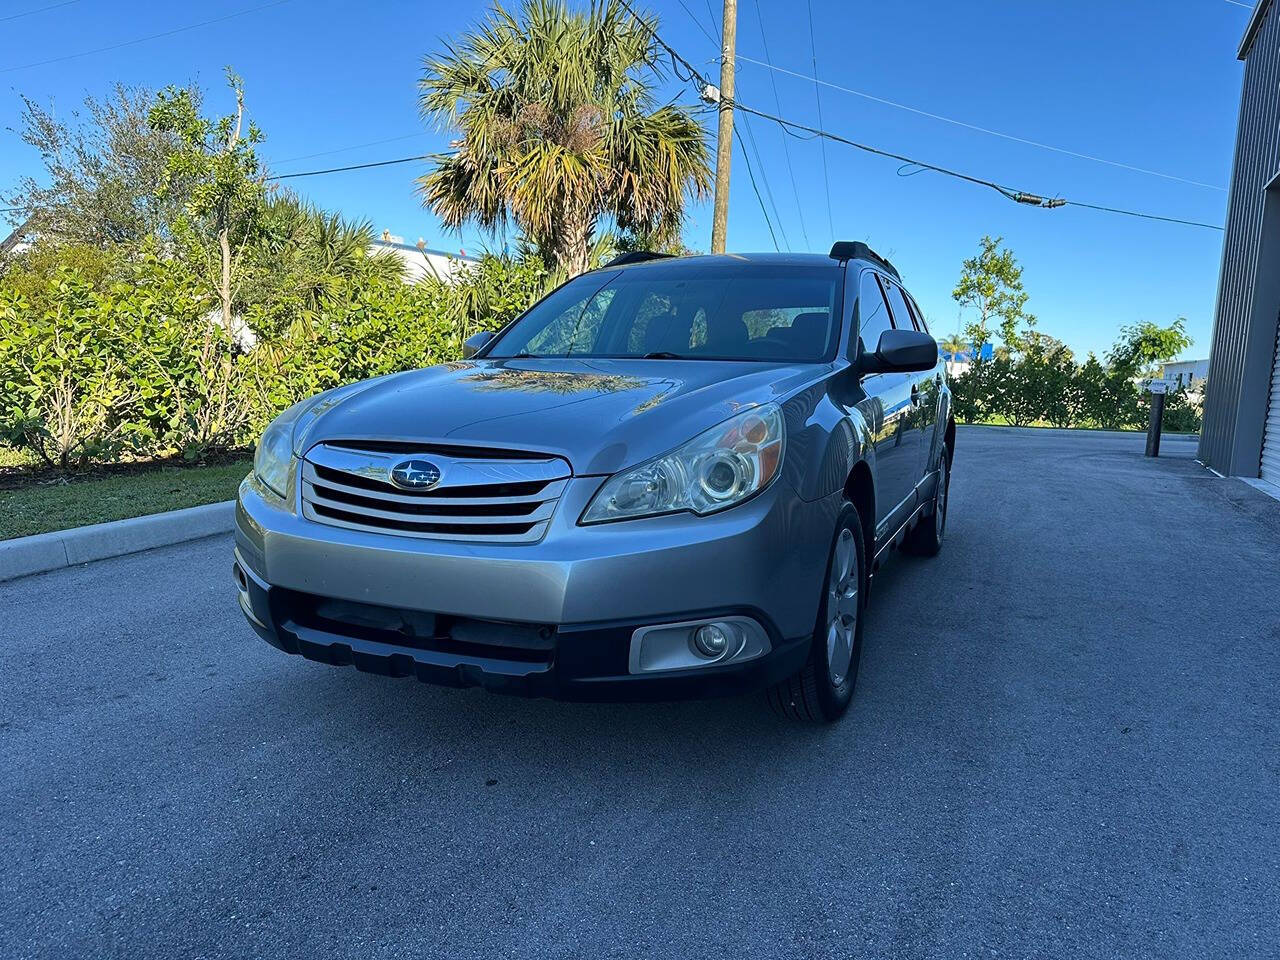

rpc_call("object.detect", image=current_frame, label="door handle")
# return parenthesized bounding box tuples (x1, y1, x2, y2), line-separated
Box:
(910, 384, 921, 407)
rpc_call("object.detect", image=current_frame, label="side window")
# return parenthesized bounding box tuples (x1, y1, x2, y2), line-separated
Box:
(904, 292, 929, 334)
(880, 280, 916, 334)
(857, 272, 894, 355)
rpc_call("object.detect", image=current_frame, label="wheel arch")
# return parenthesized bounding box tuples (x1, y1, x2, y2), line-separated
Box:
(843, 459, 876, 576)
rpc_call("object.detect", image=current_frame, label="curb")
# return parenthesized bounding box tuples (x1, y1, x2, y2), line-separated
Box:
(0, 500, 235, 583)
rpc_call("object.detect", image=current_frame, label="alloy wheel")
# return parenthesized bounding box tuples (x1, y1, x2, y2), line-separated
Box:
(825, 527, 860, 686)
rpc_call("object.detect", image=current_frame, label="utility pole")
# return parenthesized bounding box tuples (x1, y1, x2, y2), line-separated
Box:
(710, 0, 737, 254)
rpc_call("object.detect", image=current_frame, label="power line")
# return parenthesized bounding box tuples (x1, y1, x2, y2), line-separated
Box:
(265, 155, 430, 181)
(674, 0, 718, 44)
(735, 54, 1226, 192)
(702, 0, 721, 37)
(616, 0, 712, 86)
(270, 132, 428, 167)
(0, 0, 292, 74)
(0, 0, 78, 23)
(732, 123, 780, 251)
(1223, 0, 1252, 8)
(805, 0, 835, 243)
(614, 5, 1224, 232)
(674, 0, 789, 250)
(734, 102, 1224, 231)
(751, 0, 810, 249)
(739, 111, 790, 249)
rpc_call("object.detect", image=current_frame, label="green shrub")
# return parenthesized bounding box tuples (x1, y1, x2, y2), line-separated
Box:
(0, 269, 138, 468)
(112, 254, 250, 459)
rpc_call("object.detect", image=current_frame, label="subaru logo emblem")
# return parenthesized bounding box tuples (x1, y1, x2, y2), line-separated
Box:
(390, 459, 442, 490)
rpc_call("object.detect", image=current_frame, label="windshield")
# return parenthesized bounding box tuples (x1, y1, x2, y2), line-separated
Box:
(484, 263, 842, 362)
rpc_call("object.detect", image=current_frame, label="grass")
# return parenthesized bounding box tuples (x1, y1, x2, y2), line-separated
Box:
(0, 459, 251, 541)
(962, 418, 1200, 436)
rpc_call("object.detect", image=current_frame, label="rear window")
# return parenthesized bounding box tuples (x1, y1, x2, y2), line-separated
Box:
(485, 263, 842, 362)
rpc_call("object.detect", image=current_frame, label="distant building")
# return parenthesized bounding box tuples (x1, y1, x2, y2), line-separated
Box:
(1161, 358, 1210, 391)
(370, 231, 478, 283)
(941, 343, 993, 377)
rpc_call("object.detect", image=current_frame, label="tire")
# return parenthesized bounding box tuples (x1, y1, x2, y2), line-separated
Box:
(767, 503, 867, 723)
(907, 443, 950, 557)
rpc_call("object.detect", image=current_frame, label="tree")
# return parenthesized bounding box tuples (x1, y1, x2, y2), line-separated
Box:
(2, 83, 198, 248)
(148, 69, 267, 332)
(418, 0, 712, 276)
(1040, 345, 1084, 428)
(940, 333, 968, 358)
(1078, 353, 1141, 430)
(240, 193, 404, 338)
(952, 236, 1036, 355)
(1106, 318, 1192, 378)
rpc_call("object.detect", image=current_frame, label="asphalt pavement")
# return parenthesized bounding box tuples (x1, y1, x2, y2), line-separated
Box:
(3, 426, 1278, 959)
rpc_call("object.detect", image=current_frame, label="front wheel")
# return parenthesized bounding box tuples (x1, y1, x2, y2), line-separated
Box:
(767, 503, 867, 723)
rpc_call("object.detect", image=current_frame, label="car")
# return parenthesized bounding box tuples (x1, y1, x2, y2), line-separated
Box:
(233, 242, 954, 722)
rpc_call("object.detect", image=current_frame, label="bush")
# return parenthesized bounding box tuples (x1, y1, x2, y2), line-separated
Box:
(946, 349, 1201, 433)
(0, 242, 560, 471)
(2, 239, 1201, 472)
(0, 269, 137, 468)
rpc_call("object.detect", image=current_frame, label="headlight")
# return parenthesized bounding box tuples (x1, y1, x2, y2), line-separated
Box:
(251, 377, 392, 500)
(581, 404, 784, 524)
(252, 398, 311, 499)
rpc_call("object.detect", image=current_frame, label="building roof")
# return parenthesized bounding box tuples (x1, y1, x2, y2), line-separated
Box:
(369, 237, 478, 262)
(1239, 0, 1273, 60)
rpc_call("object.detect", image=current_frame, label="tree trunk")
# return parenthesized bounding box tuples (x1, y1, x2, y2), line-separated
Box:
(218, 226, 233, 332)
(556, 208, 596, 278)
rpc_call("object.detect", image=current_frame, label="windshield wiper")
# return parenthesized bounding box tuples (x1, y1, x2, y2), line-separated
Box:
(641, 351, 688, 360)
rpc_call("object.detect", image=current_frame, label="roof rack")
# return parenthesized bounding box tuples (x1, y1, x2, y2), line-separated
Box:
(604, 250, 676, 267)
(828, 241, 900, 281)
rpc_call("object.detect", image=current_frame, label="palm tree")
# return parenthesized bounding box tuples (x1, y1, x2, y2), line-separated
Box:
(418, 0, 712, 277)
(941, 333, 968, 360)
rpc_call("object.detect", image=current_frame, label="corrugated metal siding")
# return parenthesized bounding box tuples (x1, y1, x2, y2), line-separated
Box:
(1261, 317, 1280, 481)
(1199, 1, 1280, 473)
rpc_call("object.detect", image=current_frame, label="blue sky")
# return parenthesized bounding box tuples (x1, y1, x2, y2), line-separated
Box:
(0, 0, 1254, 359)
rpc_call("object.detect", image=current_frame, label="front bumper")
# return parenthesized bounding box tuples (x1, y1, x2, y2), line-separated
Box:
(234, 470, 840, 700)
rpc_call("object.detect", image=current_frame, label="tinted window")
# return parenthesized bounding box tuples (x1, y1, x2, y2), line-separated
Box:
(903, 292, 929, 334)
(857, 272, 894, 354)
(881, 280, 916, 333)
(487, 264, 841, 362)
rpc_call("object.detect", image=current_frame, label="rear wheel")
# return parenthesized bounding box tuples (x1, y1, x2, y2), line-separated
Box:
(767, 504, 866, 723)
(907, 444, 950, 556)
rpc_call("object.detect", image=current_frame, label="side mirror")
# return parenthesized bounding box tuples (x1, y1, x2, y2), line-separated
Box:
(462, 331, 494, 359)
(859, 328, 939, 374)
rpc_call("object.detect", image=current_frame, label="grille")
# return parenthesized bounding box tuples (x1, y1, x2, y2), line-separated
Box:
(300, 442, 571, 544)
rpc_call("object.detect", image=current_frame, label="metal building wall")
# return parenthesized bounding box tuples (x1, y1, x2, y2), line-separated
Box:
(1199, 0, 1280, 475)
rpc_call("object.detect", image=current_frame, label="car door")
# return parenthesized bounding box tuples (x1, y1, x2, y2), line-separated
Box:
(853, 270, 918, 531)
(880, 279, 931, 489)
(901, 289, 945, 478)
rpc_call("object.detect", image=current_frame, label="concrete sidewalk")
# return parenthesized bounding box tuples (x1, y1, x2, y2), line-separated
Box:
(0, 500, 234, 582)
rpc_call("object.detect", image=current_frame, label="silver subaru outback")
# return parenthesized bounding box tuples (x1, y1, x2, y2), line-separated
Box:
(234, 243, 953, 721)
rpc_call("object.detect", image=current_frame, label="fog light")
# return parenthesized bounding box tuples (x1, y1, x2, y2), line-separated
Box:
(692, 622, 732, 658)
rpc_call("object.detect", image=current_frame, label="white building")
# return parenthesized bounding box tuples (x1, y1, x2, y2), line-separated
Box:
(370, 232, 478, 283)
(1161, 358, 1210, 390)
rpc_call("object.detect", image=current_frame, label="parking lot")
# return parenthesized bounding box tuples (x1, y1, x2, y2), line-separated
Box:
(3, 426, 1278, 959)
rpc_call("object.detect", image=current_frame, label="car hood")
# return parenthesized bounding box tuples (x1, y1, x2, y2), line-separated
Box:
(298, 357, 829, 475)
